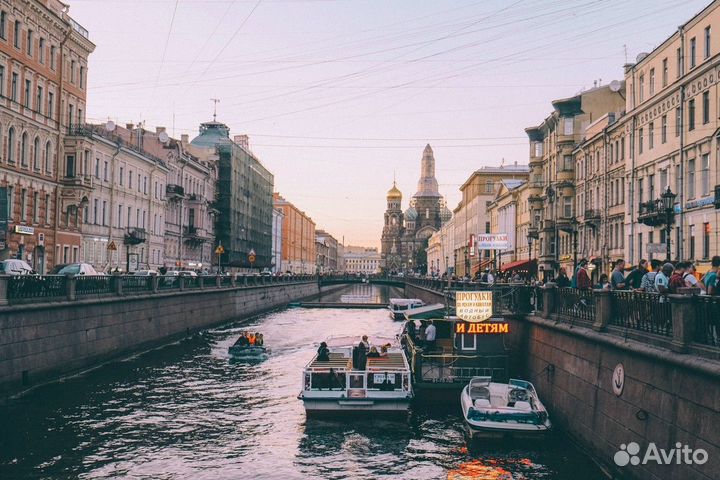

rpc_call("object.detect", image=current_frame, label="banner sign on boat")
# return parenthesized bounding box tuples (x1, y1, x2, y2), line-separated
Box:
(455, 291, 493, 322)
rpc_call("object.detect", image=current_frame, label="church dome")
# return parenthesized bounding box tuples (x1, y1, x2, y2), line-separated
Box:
(404, 206, 418, 220)
(387, 182, 402, 200)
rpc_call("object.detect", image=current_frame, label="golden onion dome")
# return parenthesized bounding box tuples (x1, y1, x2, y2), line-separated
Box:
(387, 182, 402, 199)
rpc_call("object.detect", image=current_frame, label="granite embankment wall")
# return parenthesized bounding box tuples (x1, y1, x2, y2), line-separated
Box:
(0, 281, 321, 398)
(506, 315, 719, 480)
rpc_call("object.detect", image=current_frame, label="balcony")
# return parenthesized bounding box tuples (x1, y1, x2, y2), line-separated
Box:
(166, 184, 185, 200)
(715, 185, 720, 209)
(527, 227, 539, 240)
(60, 174, 93, 190)
(638, 200, 668, 227)
(556, 216, 577, 233)
(183, 225, 208, 245)
(584, 209, 601, 228)
(124, 227, 147, 245)
(186, 193, 203, 203)
(542, 219, 555, 231)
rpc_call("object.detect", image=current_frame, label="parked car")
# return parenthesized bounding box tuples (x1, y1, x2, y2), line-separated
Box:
(51, 263, 102, 276)
(0, 259, 35, 275)
(177, 270, 198, 277)
(133, 270, 158, 276)
(261, 268, 272, 276)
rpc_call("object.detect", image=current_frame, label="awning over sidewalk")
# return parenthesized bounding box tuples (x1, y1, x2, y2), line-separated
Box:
(500, 258, 537, 272)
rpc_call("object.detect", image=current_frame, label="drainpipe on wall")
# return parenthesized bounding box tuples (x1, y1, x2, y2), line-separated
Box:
(678, 26, 686, 261)
(107, 143, 121, 270)
(629, 65, 637, 265)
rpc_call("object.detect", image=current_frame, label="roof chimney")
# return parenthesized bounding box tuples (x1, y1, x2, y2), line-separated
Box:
(181, 134, 189, 144)
(156, 126, 166, 134)
(126, 123, 134, 130)
(234, 134, 249, 149)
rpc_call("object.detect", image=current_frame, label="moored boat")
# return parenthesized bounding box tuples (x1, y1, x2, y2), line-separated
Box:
(460, 376, 551, 439)
(298, 336, 413, 415)
(388, 298, 424, 320)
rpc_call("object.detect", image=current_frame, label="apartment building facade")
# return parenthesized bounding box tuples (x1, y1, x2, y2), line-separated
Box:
(273, 193, 316, 274)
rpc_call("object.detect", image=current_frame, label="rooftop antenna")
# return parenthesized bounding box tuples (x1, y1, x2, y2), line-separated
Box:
(211, 98, 220, 121)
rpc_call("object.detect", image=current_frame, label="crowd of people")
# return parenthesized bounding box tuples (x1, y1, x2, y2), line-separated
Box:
(401, 319, 437, 352)
(315, 336, 393, 369)
(564, 256, 720, 295)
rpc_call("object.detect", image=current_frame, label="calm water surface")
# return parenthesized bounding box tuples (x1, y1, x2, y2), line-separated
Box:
(0, 285, 605, 479)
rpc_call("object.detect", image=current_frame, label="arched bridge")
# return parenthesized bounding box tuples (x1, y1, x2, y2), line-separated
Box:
(318, 275, 406, 288)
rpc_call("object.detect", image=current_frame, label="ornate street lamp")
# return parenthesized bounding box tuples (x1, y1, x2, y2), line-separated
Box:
(661, 186, 677, 261)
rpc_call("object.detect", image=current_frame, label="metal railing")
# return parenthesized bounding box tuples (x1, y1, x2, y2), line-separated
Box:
(694, 295, 720, 346)
(2, 274, 317, 306)
(7, 275, 67, 302)
(556, 287, 596, 322)
(75, 275, 113, 296)
(609, 291, 672, 336)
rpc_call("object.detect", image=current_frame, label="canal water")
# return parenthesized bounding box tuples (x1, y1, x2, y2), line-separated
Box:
(0, 285, 605, 479)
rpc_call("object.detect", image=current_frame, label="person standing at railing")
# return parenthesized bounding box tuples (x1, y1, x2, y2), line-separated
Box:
(626, 259, 648, 290)
(556, 268, 571, 288)
(575, 259, 591, 290)
(640, 259, 663, 293)
(654, 263, 674, 299)
(701, 256, 720, 296)
(610, 259, 627, 290)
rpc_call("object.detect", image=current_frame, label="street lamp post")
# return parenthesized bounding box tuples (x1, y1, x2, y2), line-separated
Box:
(445, 255, 449, 275)
(661, 186, 677, 261)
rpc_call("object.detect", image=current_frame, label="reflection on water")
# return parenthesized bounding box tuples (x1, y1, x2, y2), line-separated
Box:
(0, 286, 604, 479)
(320, 283, 405, 304)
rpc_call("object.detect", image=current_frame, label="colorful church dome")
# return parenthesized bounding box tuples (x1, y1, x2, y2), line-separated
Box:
(387, 182, 402, 200)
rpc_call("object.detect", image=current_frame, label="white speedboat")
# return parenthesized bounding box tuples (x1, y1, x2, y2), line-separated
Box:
(388, 298, 424, 320)
(460, 377, 551, 439)
(298, 336, 413, 415)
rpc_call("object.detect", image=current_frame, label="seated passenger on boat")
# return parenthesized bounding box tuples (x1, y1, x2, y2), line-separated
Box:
(317, 342, 330, 361)
(367, 346, 381, 358)
(380, 344, 390, 357)
(236, 332, 250, 346)
(255, 333, 264, 346)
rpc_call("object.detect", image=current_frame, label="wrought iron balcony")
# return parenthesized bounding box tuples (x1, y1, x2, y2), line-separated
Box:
(638, 200, 668, 227)
(527, 227, 539, 239)
(166, 184, 185, 200)
(124, 227, 147, 245)
(186, 193, 203, 203)
(584, 209, 601, 227)
(183, 225, 207, 244)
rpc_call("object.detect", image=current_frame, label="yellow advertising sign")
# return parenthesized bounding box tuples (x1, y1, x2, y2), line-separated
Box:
(455, 291, 493, 323)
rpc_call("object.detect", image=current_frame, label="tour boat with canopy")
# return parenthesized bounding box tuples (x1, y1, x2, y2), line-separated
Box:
(388, 298, 425, 320)
(298, 336, 413, 414)
(460, 376, 551, 439)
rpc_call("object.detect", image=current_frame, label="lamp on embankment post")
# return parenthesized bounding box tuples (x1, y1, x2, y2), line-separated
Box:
(661, 186, 677, 262)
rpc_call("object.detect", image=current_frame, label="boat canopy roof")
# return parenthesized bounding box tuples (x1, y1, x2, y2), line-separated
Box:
(403, 303, 447, 320)
(389, 298, 423, 306)
(324, 335, 397, 348)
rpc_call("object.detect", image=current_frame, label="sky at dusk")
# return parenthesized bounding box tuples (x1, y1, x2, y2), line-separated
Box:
(69, 0, 709, 247)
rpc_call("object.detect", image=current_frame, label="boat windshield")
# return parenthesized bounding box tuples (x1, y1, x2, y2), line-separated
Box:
(467, 409, 546, 425)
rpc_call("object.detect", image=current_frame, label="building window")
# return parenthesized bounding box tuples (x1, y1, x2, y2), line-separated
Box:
(102, 200, 107, 226)
(7, 186, 12, 219)
(65, 154, 75, 178)
(0, 66, 4, 97)
(690, 37, 697, 68)
(0, 11, 5, 40)
(648, 122, 654, 149)
(79, 66, 84, 89)
(20, 188, 26, 221)
(36, 86, 42, 115)
(563, 117, 573, 135)
(638, 74, 644, 103)
(689, 225, 696, 260)
(103, 161, 109, 181)
(660, 168, 668, 190)
(638, 128, 643, 154)
(94, 157, 100, 178)
(703, 223, 710, 259)
(649, 68, 655, 95)
(26, 29, 31, 56)
(620, 137, 625, 159)
(662, 57, 668, 86)
(119, 166, 124, 185)
(688, 99, 695, 130)
(688, 158, 695, 198)
(47, 91, 53, 118)
(45, 194, 50, 223)
(701, 153, 709, 196)
(129, 170, 133, 189)
(661, 115, 667, 143)
(20, 132, 27, 166)
(676, 47, 682, 77)
(705, 26, 711, 59)
(485, 180, 492, 193)
(11, 72, 17, 101)
(24, 79, 30, 108)
(39, 37, 44, 63)
(563, 197, 572, 218)
(32, 136, 39, 170)
(44, 141, 51, 173)
(118, 205, 123, 228)
(70, 60, 75, 84)
(703, 91, 710, 124)
(648, 174, 655, 200)
(33, 191, 38, 223)
(50, 45, 56, 70)
(13, 21, 19, 48)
